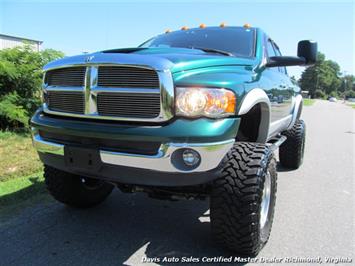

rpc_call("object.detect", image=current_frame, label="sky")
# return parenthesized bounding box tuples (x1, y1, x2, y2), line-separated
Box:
(0, 0, 354, 78)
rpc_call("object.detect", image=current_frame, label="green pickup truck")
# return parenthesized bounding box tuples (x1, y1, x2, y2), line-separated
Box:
(31, 25, 317, 256)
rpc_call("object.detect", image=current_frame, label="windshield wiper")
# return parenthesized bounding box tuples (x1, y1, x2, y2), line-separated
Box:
(189, 46, 233, 56)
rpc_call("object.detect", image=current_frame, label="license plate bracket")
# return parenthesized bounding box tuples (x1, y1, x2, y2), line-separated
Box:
(64, 146, 102, 172)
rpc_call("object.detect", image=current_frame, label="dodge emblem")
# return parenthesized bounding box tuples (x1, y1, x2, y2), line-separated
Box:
(85, 55, 94, 62)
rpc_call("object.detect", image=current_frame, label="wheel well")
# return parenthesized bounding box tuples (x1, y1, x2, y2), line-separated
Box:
(237, 104, 261, 142)
(237, 103, 269, 143)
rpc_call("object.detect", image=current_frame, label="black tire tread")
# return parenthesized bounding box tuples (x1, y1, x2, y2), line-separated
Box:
(210, 142, 277, 257)
(44, 165, 114, 208)
(279, 119, 305, 169)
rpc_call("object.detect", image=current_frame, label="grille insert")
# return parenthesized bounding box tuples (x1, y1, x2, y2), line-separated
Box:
(46, 91, 85, 114)
(45, 67, 86, 87)
(97, 92, 160, 118)
(97, 66, 159, 88)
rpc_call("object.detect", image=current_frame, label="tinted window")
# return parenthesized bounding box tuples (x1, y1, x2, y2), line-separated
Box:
(140, 27, 255, 57)
(266, 39, 276, 57)
(273, 43, 287, 75)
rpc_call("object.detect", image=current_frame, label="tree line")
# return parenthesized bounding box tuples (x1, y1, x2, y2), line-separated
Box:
(299, 52, 355, 99)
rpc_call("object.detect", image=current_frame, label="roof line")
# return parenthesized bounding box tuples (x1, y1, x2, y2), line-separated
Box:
(0, 33, 43, 44)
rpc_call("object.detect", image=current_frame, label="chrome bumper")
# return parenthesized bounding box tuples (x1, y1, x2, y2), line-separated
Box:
(32, 134, 234, 173)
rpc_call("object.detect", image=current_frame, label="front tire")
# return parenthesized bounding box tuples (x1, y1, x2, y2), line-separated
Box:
(44, 165, 114, 208)
(210, 142, 277, 256)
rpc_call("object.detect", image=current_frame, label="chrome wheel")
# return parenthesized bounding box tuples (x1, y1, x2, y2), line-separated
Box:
(260, 171, 271, 230)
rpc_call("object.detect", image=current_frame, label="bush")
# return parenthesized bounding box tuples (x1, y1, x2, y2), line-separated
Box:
(329, 90, 339, 98)
(344, 90, 355, 99)
(0, 93, 28, 128)
(313, 89, 326, 99)
(0, 45, 64, 130)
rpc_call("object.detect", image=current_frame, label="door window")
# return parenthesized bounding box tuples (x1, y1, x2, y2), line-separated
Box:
(273, 42, 288, 75)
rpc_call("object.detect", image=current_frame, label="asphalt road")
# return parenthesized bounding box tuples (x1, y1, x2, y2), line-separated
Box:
(0, 100, 354, 266)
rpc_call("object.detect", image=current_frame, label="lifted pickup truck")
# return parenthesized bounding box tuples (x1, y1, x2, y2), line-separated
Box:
(31, 25, 317, 256)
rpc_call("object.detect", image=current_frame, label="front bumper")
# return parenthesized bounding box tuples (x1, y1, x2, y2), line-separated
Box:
(31, 109, 240, 186)
(33, 133, 234, 173)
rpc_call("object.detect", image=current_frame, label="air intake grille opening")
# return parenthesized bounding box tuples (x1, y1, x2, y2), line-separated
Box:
(97, 66, 159, 88)
(97, 92, 160, 118)
(46, 91, 85, 114)
(45, 67, 86, 87)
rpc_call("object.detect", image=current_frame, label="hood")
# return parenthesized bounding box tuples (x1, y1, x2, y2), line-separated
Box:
(44, 47, 257, 73)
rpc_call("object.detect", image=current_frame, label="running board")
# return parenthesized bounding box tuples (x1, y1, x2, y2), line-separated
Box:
(267, 135, 287, 152)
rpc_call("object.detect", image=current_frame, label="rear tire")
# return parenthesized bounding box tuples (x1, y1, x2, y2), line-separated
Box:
(44, 165, 114, 208)
(210, 142, 277, 256)
(279, 119, 306, 169)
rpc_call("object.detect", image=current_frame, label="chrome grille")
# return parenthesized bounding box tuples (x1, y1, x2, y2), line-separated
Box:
(46, 91, 85, 114)
(42, 64, 174, 122)
(97, 92, 160, 118)
(45, 67, 86, 87)
(97, 66, 159, 88)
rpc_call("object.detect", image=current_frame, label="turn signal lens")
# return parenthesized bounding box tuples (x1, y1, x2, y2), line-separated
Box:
(176, 87, 236, 118)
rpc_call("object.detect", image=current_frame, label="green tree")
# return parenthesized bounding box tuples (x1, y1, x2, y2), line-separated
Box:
(299, 52, 341, 98)
(0, 45, 64, 129)
(339, 75, 355, 93)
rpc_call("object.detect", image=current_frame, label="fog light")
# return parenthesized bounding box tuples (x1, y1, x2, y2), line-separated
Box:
(182, 149, 200, 166)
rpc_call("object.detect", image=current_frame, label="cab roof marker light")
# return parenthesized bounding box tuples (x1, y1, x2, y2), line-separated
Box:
(165, 29, 171, 34)
(244, 23, 251, 29)
(181, 26, 189, 30)
(199, 24, 206, 28)
(220, 22, 227, 27)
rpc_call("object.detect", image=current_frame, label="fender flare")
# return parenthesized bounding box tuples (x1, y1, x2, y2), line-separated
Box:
(238, 88, 271, 143)
(287, 94, 303, 130)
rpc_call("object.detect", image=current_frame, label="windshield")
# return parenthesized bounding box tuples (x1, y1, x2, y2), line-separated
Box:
(140, 27, 256, 57)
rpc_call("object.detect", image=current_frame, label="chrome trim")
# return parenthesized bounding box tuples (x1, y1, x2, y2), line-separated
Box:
(42, 64, 174, 122)
(287, 94, 303, 130)
(32, 134, 64, 155)
(84, 66, 92, 114)
(268, 115, 292, 138)
(100, 139, 234, 173)
(267, 135, 287, 152)
(32, 134, 234, 173)
(44, 86, 84, 92)
(260, 170, 271, 230)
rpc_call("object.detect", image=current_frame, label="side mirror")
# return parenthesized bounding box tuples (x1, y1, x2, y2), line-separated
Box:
(266, 40, 317, 68)
(266, 56, 306, 67)
(297, 40, 317, 66)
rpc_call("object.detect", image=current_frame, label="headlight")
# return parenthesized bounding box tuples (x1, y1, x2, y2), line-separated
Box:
(176, 87, 236, 118)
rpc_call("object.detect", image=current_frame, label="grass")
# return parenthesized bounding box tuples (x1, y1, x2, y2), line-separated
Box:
(303, 98, 316, 106)
(0, 131, 47, 221)
(348, 103, 355, 109)
(0, 131, 42, 182)
(0, 172, 51, 224)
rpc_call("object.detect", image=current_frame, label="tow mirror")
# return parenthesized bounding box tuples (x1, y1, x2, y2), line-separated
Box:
(297, 40, 317, 66)
(266, 40, 317, 68)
